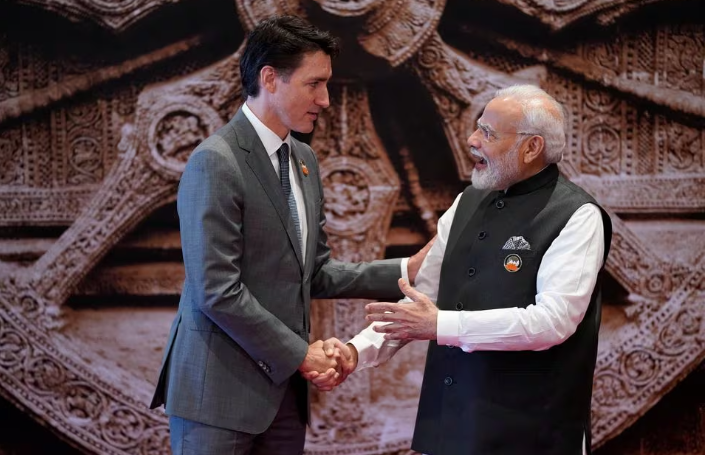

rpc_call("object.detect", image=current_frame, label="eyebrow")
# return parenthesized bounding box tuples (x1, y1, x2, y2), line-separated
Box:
(476, 120, 496, 134)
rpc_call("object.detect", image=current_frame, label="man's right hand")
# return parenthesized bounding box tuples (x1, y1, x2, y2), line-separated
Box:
(298, 339, 341, 377)
(300, 338, 357, 391)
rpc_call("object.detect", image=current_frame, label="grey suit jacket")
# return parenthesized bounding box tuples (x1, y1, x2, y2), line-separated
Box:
(150, 109, 403, 433)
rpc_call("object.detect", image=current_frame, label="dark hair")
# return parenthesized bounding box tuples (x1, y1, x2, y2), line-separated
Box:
(240, 16, 340, 98)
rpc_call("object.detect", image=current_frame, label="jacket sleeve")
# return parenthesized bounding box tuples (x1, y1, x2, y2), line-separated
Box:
(178, 147, 308, 385)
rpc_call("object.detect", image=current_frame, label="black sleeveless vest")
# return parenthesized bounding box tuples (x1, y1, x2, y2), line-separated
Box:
(411, 165, 612, 455)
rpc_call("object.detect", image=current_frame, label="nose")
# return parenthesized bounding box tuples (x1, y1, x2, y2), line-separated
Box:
(317, 86, 330, 109)
(467, 129, 481, 148)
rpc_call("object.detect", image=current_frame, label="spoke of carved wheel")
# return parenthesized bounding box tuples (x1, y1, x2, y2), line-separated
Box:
(399, 146, 438, 236)
(559, 165, 692, 311)
(11, 0, 199, 31)
(308, 83, 400, 445)
(591, 254, 705, 445)
(234, 0, 305, 31)
(0, 35, 205, 126)
(22, 42, 245, 312)
(24, 144, 176, 310)
(467, 29, 705, 120)
(493, 0, 672, 30)
(571, 174, 705, 213)
(406, 31, 539, 182)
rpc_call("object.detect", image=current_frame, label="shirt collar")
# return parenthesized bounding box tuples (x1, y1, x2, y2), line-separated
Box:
(242, 102, 291, 158)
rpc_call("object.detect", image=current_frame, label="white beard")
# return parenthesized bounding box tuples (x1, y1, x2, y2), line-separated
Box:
(471, 143, 523, 190)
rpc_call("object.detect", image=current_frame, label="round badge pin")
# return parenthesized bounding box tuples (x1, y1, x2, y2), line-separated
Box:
(504, 254, 522, 272)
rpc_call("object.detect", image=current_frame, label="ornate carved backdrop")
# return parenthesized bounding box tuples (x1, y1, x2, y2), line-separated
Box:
(0, 0, 703, 454)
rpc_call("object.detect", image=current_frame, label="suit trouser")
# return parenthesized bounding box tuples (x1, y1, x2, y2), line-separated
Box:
(169, 377, 306, 455)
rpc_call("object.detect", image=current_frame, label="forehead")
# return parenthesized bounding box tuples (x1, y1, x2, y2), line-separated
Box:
(478, 97, 523, 130)
(290, 50, 332, 80)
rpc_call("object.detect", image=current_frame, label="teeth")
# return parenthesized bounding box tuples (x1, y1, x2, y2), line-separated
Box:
(470, 147, 486, 165)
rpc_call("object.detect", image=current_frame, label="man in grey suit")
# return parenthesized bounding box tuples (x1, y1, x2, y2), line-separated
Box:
(150, 15, 429, 455)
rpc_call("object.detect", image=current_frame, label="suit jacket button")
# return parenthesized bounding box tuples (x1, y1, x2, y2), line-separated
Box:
(444, 377, 453, 386)
(467, 268, 476, 277)
(456, 302, 464, 310)
(496, 200, 505, 209)
(478, 231, 487, 240)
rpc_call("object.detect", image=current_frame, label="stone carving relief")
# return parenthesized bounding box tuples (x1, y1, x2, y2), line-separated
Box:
(306, 84, 401, 450)
(10, 0, 187, 32)
(494, 0, 671, 29)
(235, 0, 304, 31)
(0, 0, 703, 454)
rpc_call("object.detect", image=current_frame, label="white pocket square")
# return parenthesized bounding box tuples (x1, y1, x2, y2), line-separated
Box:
(502, 236, 531, 250)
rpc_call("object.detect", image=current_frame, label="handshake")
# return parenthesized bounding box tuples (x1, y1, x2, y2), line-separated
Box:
(294, 237, 438, 392)
(297, 338, 357, 392)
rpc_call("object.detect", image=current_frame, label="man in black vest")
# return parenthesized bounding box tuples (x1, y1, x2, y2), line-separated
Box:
(312, 85, 613, 455)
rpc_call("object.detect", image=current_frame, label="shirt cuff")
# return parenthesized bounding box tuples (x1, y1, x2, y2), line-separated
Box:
(348, 332, 381, 371)
(400, 257, 409, 283)
(437, 310, 460, 347)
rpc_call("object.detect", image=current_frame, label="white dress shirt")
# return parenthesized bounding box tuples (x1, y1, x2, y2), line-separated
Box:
(349, 192, 605, 455)
(242, 103, 308, 262)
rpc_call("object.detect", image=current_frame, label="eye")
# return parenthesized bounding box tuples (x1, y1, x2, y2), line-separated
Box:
(478, 125, 491, 141)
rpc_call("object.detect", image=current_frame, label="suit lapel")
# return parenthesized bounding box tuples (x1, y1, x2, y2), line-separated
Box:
(232, 110, 304, 271)
(290, 141, 316, 271)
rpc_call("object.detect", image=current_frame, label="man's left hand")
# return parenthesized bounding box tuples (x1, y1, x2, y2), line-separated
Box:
(366, 278, 438, 341)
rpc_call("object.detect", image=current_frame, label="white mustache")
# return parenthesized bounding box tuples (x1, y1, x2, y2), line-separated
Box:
(470, 147, 485, 160)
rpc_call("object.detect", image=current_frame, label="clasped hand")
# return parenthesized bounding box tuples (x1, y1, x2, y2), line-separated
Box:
(298, 338, 357, 392)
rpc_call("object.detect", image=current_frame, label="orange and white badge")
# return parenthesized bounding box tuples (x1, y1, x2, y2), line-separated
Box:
(504, 254, 522, 272)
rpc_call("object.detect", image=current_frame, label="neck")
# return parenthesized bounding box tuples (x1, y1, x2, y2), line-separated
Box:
(246, 96, 289, 140)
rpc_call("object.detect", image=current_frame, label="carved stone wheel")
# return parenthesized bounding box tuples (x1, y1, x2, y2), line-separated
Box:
(0, 0, 703, 454)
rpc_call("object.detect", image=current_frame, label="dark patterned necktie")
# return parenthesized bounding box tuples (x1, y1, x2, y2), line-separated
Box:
(277, 143, 302, 252)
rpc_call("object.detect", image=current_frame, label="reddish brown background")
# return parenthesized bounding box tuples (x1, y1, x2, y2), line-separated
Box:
(0, 0, 703, 454)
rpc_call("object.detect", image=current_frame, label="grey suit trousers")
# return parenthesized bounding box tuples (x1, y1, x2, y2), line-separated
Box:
(169, 375, 306, 455)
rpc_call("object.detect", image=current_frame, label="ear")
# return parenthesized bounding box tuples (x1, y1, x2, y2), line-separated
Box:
(522, 135, 545, 164)
(260, 65, 277, 94)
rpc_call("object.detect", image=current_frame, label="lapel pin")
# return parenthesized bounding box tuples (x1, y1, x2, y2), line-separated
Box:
(300, 159, 309, 176)
(504, 254, 522, 272)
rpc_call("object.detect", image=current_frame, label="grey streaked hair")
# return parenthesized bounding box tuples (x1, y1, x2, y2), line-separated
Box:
(494, 85, 566, 163)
